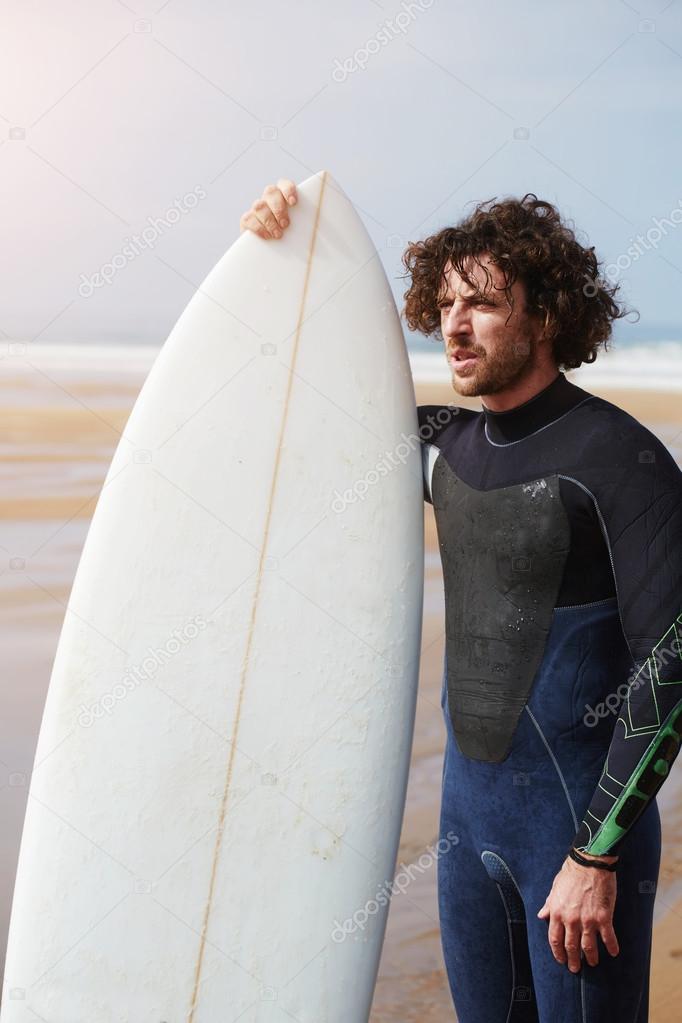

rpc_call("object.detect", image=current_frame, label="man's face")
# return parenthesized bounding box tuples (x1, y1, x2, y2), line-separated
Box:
(437, 253, 544, 397)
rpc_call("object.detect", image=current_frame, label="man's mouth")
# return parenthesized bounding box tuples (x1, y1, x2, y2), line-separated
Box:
(450, 348, 479, 369)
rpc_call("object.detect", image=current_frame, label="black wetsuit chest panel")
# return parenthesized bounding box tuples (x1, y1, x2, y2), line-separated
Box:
(432, 458, 571, 762)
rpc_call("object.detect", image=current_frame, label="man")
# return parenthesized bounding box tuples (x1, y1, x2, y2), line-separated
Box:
(240, 181, 682, 1022)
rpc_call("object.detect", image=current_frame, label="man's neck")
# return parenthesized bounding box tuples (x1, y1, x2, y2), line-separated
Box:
(480, 364, 561, 413)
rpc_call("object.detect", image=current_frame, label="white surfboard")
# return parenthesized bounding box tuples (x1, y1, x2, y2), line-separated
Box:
(1, 170, 424, 1022)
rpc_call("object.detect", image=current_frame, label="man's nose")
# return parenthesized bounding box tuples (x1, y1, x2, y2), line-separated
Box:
(443, 300, 473, 336)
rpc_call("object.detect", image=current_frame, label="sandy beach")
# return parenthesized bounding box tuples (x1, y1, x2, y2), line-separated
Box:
(0, 347, 680, 1019)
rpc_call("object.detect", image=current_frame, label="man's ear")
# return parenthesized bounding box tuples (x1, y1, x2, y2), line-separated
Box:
(532, 305, 551, 344)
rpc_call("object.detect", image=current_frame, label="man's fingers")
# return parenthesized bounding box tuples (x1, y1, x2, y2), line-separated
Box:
(251, 198, 284, 238)
(263, 184, 292, 230)
(239, 179, 298, 239)
(548, 920, 567, 965)
(598, 921, 620, 958)
(276, 178, 298, 207)
(239, 211, 270, 239)
(580, 928, 599, 968)
(563, 921, 583, 973)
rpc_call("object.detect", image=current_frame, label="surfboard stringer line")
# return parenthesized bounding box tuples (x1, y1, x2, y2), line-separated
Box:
(188, 170, 329, 1020)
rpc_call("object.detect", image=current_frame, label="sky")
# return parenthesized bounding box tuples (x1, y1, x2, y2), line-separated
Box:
(1, 0, 682, 350)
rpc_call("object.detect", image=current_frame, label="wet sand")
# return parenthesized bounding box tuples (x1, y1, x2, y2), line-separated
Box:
(0, 353, 680, 1019)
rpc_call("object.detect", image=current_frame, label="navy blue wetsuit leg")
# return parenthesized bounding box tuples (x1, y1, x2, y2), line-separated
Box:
(437, 597, 662, 1023)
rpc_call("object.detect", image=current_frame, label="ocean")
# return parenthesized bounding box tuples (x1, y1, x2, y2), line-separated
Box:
(2, 336, 681, 390)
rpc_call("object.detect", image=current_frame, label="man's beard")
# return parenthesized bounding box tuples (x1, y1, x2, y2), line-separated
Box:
(449, 329, 538, 398)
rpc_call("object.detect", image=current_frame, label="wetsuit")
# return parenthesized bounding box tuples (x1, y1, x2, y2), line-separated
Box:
(418, 371, 682, 1022)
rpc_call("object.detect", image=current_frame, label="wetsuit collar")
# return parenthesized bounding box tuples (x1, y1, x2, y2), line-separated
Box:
(482, 371, 591, 444)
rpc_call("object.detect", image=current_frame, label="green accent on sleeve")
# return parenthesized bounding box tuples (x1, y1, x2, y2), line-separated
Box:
(583, 702, 682, 856)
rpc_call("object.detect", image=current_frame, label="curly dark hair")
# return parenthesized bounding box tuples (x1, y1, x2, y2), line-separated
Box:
(400, 193, 635, 369)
